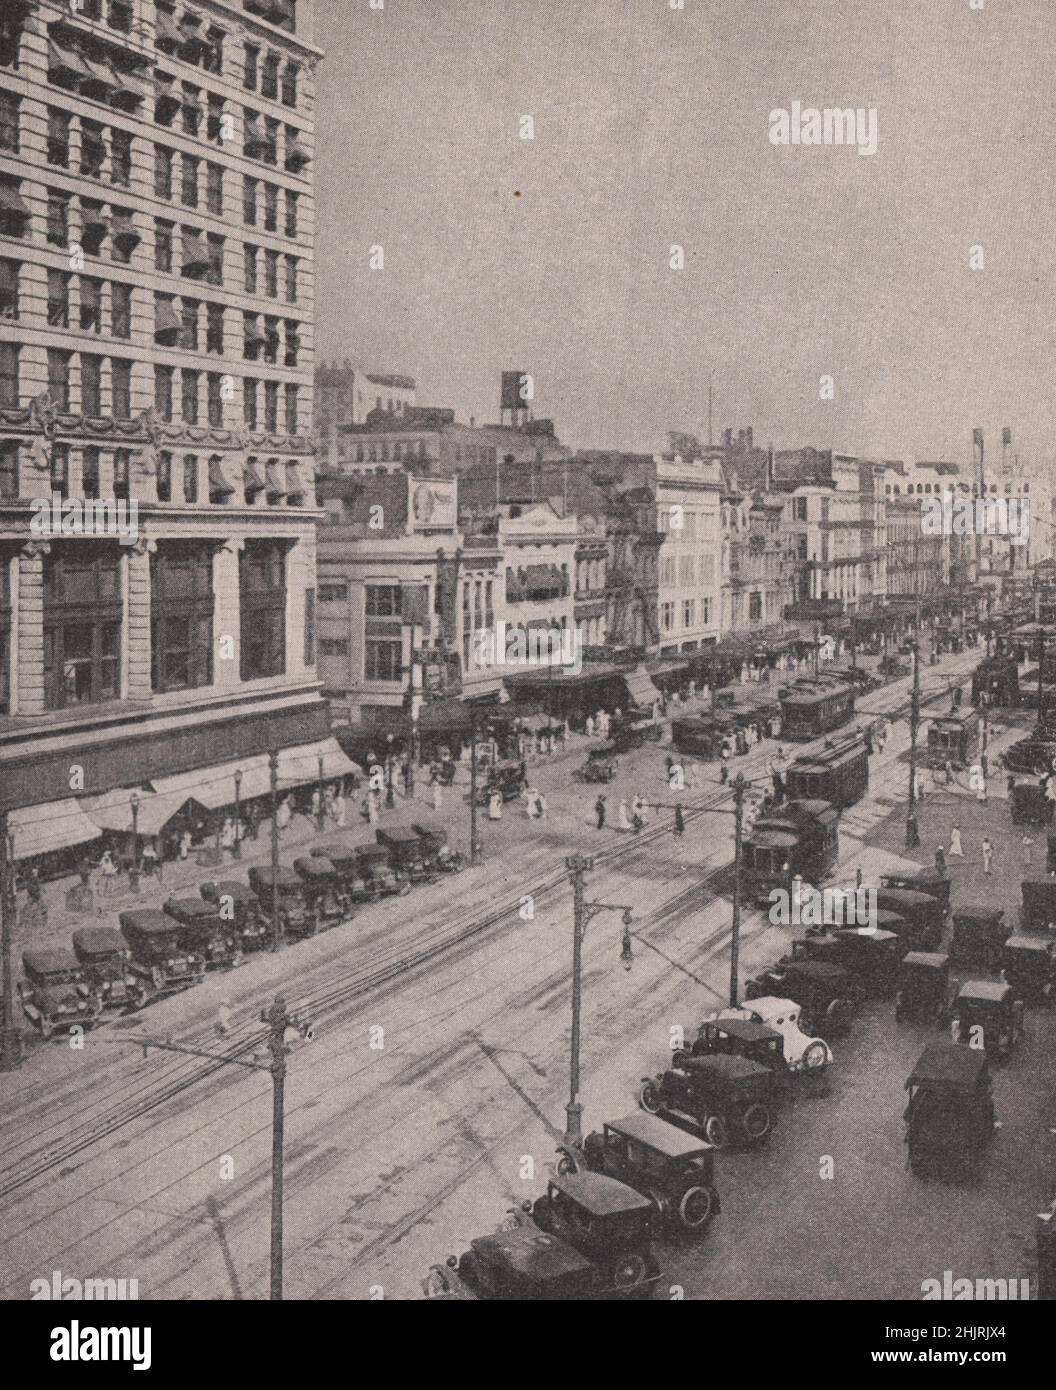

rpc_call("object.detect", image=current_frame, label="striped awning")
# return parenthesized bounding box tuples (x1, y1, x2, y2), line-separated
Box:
(277, 738, 361, 789)
(152, 755, 271, 809)
(82, 787, 193, 837)
(9, 799, 103, 861)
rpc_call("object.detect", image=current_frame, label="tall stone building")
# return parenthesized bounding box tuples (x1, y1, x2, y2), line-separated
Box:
(0, 2, 347, 852)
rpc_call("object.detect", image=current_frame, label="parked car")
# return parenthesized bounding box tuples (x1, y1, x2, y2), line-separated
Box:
(879, 867, 951, 916)
(424, 1172, 663, 1300)
(639, 1054, 777, 1149)
(71, 926, 139, 1014)
(475, 759, 527, 805)
(874, 887, 945, 951)
(786, 928, 904, 997)
(711, 998, 832, 1073)
(895, 951, 954, 1023)
(1010, 781, 1054, 826)
(1020, 877, 1056, 934)
(950, 909, 1010, 971)
(375, 826, 439, 885)
(199, 880, 269, 951)
(556, 1111, 719, 1235)
(411, 822, 465, 874)
(745, 958, 859, 1037)
(1002, 934, 1056, 1001)
(246, 866, 316, 939)
(119, 909, 206, 999)
(293, 856, 349, 929)
(951, 980, 1023, 1059)
(163, 896, 244, 969)
(903, 1044, 995, 1180)
(352, 844, 410, 899)
(18, 948, 103, 1040)
(575, 744, 619, 783)
(612, 716, 663, 753)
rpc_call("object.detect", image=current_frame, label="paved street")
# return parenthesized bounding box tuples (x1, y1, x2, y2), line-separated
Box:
(1, 643, 1051, 1302)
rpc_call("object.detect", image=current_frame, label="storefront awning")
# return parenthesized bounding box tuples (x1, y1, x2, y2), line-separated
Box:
(277, 738, 361, 788)
(152, 756, 271, 809)
(9, 799, 103, 861)
(620, 665, 662, 711)
(83, 787, 196, 836)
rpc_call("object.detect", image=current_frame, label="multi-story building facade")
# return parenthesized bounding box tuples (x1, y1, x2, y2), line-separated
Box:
(313, 360, 416, 437)
(654, 453, 723, 656)
(720, 473, 785, 635)
(0, 1, 337, 845)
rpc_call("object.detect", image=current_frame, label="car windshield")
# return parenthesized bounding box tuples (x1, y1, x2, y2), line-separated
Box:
(39, 968, 81, 986)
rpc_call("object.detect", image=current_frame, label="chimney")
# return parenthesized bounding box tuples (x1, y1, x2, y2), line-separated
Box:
(723, 427, 733, 450)
(746, 427, 753, 450)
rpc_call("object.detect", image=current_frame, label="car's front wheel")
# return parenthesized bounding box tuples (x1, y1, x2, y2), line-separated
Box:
(704, 1114, 729, 1149)
(801, 1039, 828, 1070)
(741, 1103, 772, 1141)
(639, 1080, 662, 1114)
(611, 1253, 647, 1293)
(554, 1146, 580, 1177)
(677, 1185, 714, 1230)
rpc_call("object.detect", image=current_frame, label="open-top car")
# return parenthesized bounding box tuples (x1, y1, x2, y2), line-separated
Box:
(879, 867, 951, 915)
(71, 926, 138, 1013)
(874, 887, 945, 951)
(904, 1043, 995, 1180)
(639, 1053, 777, 1149)
(199, 880, 268, 951)
(1020, 878, 1056, 934)
(575, 743, 619, 783)
(475, 759, 527, 806)
(745, 958, 859, 1036)
(411, 822, 465, 874)
(951, 980, 1023, 1059)
(424, 1171, 662, 1301)
(556, 1111, 719, 1235)
(950, 909, 1010, 971)
(788, 928, 904, 997)
(293, 856, 349, 929)
(375, 826, 439, 885)
(119, 909, 206, 999)
(19, 948, 103, 1040)
(895, 951, 954, 1023)
(1002, 933, 1055, 1001)
(246, 866, 316, 939)
(711, 998, 832, 1073)
(163, 896, 244, 969)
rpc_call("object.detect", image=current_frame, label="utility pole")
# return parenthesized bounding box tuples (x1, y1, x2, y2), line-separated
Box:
(814, 623, 821, 676)
(906, 596, 921, 849)
(0, 814, 22, 1071)
(729, 773, 746, 1008)
(269, 751, 282, 951)
(469, 709, 481, 866)
(316, 754, 326, 831)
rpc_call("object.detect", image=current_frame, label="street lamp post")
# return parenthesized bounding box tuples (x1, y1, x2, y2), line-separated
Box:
(233, 770, 243, 860)
(129, 792, 141, 894)
(906, 597, 922, 849)
(317, 754, 326, 831)
(269, 750, 282, 952)
(729, 772, 746, 1007)
(0, 816, 23, 1072)
(385, 735, 395, 810)
(469, 710, 483, 867)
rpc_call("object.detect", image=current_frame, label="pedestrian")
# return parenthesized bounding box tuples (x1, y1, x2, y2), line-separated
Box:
(949, 824, 964, 857)
(536, 792, 548, 820)
(310, 787, 321, 822)
(518, 759, 528, 786)
(142, 838, 159, 878)
(217, 997, 232, 1038)
(488, 788, 503, 821)
(220, 817, 235, 853)
(855, 865, 863, 890)
(915, 769, 926, 803)
(982, 836, 993, 875)
(179, 829, 192, 860)
(432, 780, 443, 814)
(99, 849, 118, 896)
(366, 793, 379, 827)
(595, 796, 606, 830)
(944, 760, 954, 788)
(618, 798, 631, 831)
(276, 796, 292, 833)
(586, 714, 595, 738)
(1022, 833, 1035, 866)
(674, 804, 685, 837)
(720, 761, 729, 786)
(332, 789, 346, 828)
(934, 846, 946, 875)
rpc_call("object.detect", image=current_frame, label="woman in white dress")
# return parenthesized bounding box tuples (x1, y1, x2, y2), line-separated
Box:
(618, 798, 631, 831)
(949, 825, 964, 857)
(488, 789, 503, 821)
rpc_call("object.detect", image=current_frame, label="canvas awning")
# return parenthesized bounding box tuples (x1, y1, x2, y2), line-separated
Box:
(285, 464, 305, 501)
(208, 458, 235, 497)
(620, 664, 662, 711)
(48, 39, 92, 82)
(9, 799, 103, 861)
(81, 205, 109, 235)
(244, 459, 266, 495)
(244, 320, 268, 347)
(277, 738, 361, 789)
(181, 231, 210, 276)
(80, 50, 120, 92)
(152, 755, 271, 809)
(155, 9, 182, 47)
(155, 299, 181, 335)
(285, 134, 310, 170)
(244, 118, 269, 157)
(111, 210, 140, 246)
(83, 787, 194, 837)
(0, 184, 30, 219)
(265, 462, 286, 497)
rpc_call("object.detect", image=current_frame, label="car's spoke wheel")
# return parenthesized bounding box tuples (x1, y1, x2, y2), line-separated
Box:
(611, 1253, 646, 1291)
(704, 1114, 728, 1149)
(555, 1147, 579, 1177)
(639, 1080, 661, 1114)
(741, 1103, 771, 1140)
(678, 1185, 713, 1230)
(801, 1040, 828, 1070)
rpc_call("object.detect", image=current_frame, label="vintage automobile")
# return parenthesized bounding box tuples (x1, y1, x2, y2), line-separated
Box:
(293, 855, 349, 929)
(611, 715, 663, 754)
(877, 655, 910, 680)
(411, 822, 465, 874)
(895, 951, 954, 1023)
(1003, 729, 1056, 777)
(697, 1004, 832, 1075)
(198, 880, 269, 951)
(424, 1171, 663, 1300)
(639, 1053, 777, 1149)
(903, 1043, 995, 1180)
(71, 925, 139, 1013)
(349, 843, 410, 899)
(246, 866, 316, 939)
(555, 1111, 719, 1234)
(119, 909, 207, 998)
(971, 655, 1018, 707)
(1002, 933, 1056, 1001)
(1020, 877, 1056, 934)
(744, 958, 859, 1036)
(951, 981, 1024, 1059)
(879, 867, 951, 916)
(18, 948, 104, 1040)
(375, 826, 439, 885)
(163, 896, 244, 969)
(950, 909, 1011, 971)
(574, 743, 619, 783)
(790, 927, 904, 997)
(670, 716, 737, 761)
(1010, 781, 1054, 827)
(476, 759, 528, 806)
(874, 887, 945, 951)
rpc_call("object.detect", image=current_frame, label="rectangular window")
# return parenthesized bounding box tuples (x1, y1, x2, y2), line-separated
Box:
(243, 377, 257, 430)
(206, 234, 223, 287)
(244, 244, 258, 293)
(154, 145, 173, 199)
(264, 248, 278, 297)
(47, 268, 69, 327)
(284, 254, 297, 303)
(304, 587, 314, 666)
(43, 544, 122, 710)
(281, 63, 298, 108)
(284, 189, 297, 239)
(0, 343, 18, 408)
(206, 302, 224, 353)
(202, 26, 224, 76)
(243, 44, 259, 91)
(365, 639, 402, 683)
(47, 108, 70, 167)
(681, 598, 695, 628)
(264, 182, 278, 231)
(243, 175, 257, 225)
(207, 372, 223, 427)
(319, 582, 348, 602)
(113, 447, 130, 502)
(206, 92, 225, 143)
(182, 454, 198, 503)
(80, 120, 105, 178)
(48, 350, 71, 410)
(181, 84, 202, 137)
(0, 90, 17, 152)
(154, 364, 174, 422)
(150, 542, 214, 691)
(50, 442, 69, 496)
(283, 319, 299, 367)
(111, 358, 132, 419)
(749, 592, 763, 621)
(0, 257, 18, 321)
(264, 380, 278, 432)
(80, 277, 103, 333)
(109, 0, 133, 34)
(261, 51, 279, 100)
(179, 297, 199, 351)
(206, 162, 223, 215)
(80, 354, 102, 416)
(181, 153, 199, 207)
(155, 218, 174, 272)
(263, 316, 278, 364)
(111, 282, 132, 339)
(81, 446, 100, 499)
(110, 128, 132, 188)
(239, 539, 286, 680)
(47, 190, 70, 247)
(0, 439, 18, 497)
(365, 585, 402, 618)
(157, 450, 172, 502)
(181, 369, 199, 424)
(284, 382, 298, 435)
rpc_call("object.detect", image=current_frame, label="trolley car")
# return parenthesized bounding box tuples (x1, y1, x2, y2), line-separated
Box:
(926, 710, 974, 770)
(778, 680, 856, 741)
(741, 798, 840, 906)
(785, 735, 869, 809)
(971, 656, 1019, 707)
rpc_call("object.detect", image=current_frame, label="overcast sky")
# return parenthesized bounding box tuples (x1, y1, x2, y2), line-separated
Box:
(314, 0, 1055, 465)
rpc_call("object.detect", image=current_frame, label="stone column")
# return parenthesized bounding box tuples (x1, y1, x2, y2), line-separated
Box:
(125, 537, 154, 703)
(16, 541, 49, 716)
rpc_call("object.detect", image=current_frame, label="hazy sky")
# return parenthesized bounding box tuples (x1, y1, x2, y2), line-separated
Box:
(314, 0, 1056, 465)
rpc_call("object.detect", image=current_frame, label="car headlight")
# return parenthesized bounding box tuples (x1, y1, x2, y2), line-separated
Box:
(77, 1000, 87, 1010)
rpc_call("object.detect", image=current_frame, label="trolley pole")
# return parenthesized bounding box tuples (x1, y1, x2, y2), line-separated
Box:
(814, 623, 821, 677)
(565, 854, 590, 1147)
(266, 994, 287, 1302)
(316, 754, 326, 831)
(0, 813, 23, 1072)
(729, 773, 746, 1008)
(469, 710, 481, 867)
(269, 751, 282, 951)
(906, 598, 921, 849)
